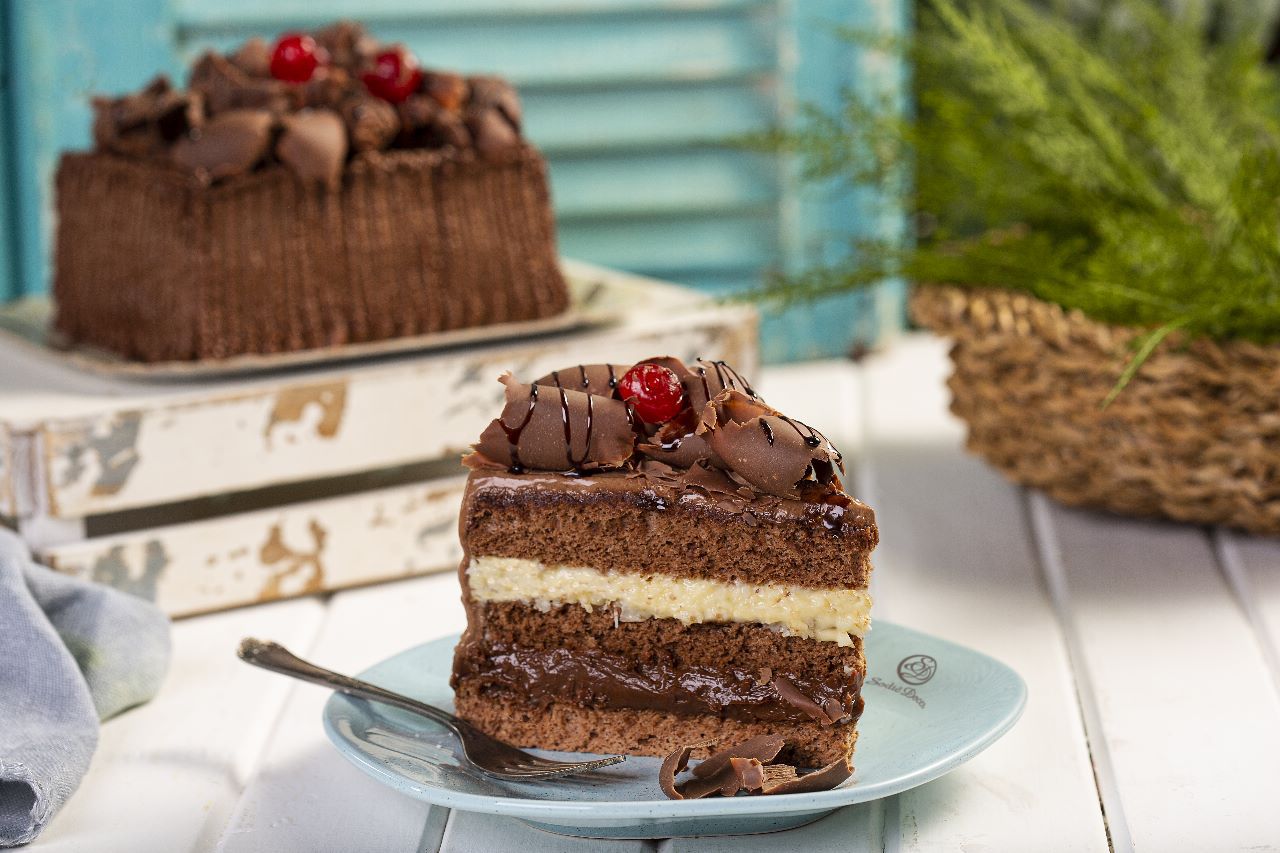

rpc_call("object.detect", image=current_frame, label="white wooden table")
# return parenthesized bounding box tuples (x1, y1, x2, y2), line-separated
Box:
(28, 335, 1280, 852)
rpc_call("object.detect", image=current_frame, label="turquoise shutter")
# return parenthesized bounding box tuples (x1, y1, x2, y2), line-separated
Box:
(0, 0, 907, 362)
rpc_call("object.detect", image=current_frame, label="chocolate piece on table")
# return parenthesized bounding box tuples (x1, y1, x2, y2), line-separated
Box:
(171, 109, 275, 182)
(276, 109, 348, 188)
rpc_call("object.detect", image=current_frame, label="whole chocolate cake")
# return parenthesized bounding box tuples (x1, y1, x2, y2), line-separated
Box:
(451, 357, 878, 768)
(54, 22, 569, 362)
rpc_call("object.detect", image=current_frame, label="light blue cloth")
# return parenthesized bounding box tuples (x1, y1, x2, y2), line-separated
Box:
(0, 529, 170, 847)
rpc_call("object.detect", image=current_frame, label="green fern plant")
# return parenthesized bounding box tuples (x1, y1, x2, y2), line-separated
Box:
(759, 0, 1280, 382)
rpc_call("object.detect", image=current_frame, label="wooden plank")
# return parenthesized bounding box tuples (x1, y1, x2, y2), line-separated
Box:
(40, 475, 468, 617)
(0, 269, 755, 519)
(440, 810, 651, 853)
(660, 804, 880, 853)
(857, 337, 1109, 852)
(1036, 499, 1280, 851)
(1215, 529, 1280, 691)
(0, 423, 13, 517)
(217, 573, 469, 853)
(29, 598, 326, 853)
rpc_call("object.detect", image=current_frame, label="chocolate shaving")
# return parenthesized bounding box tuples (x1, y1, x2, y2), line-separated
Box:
(531, 364, 630, 398)
(659, 735, 853, 800)
(690, 734, 784, 779)
(760, 757, 853, 795)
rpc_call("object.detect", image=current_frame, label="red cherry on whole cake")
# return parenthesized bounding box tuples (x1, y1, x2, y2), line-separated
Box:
(618, 363, 686, 424)
(269, 34, 322, 84)
(362, 49, 424, 104)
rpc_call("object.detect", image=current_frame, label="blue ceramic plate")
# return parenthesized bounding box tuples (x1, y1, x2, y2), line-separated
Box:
(322, 623, 1025, 839)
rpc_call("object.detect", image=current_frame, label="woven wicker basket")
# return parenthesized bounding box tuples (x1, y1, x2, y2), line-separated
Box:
(910, 285, 1280, 534)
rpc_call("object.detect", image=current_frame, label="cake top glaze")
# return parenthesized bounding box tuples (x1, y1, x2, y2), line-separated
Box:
(90, 21, 525, 188)
(465, 357, 872, 531)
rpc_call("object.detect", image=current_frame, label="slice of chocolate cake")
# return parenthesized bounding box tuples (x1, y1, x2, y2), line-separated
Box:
(450, 358, 877, 768)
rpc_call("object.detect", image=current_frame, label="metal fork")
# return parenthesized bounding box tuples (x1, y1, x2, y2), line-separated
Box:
(237, 638, 625, 780)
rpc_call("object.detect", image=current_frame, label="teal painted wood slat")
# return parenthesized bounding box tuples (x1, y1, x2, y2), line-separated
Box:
(175, 0, 772, 28)
(178, 9, 779, 88)
(523, 81, 776, 154)
(0, 1, 15, 301)
(548, 148, 777, 219)
(6, 0, 177, 297)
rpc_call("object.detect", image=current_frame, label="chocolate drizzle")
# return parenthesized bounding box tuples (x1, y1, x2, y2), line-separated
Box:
(497, 383, 540, 473)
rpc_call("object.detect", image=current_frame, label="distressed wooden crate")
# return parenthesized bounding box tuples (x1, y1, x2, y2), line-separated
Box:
(0, 261, 758, 616)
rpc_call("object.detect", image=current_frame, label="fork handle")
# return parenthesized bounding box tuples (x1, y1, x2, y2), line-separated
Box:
(238, 637, 465, 736)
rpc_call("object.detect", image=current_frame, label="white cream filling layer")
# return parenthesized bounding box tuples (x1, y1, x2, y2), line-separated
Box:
(466, 555, 872, 646)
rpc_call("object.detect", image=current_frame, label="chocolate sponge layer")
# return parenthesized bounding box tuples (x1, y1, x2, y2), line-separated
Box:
(453, 686, 859, 768)
(463, 471, 875, 589)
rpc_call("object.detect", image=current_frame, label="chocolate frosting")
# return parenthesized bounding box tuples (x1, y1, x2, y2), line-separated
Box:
(90, 21, 526, 186)
(469, 357, 853, 505)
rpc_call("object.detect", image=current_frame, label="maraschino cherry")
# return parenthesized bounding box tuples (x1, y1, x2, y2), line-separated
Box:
(362, 48, 423, 104)
(269, 34, 323, 84)
(618, 363, 686, 424)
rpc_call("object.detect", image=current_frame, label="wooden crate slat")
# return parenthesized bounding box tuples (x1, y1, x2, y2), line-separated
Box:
(0, 266, 756, 520)
(28, 599, 327, 853)
(217, 574, 468, 853)
(1034, 496, 1280, 851)
(40, 476, 468, 617)
(856, 337, 1110, 852)
(0, 424, 13, 517)
(1215, 529, 1280, 689)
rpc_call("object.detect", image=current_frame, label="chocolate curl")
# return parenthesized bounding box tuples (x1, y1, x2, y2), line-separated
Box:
(474, 372, 635, 472)
(171, 109, 275, 183)
(277, 109, 348, 189)
(690, 734, 784, 779)
(531, 364, 630, 398)
(343, 95, 399, 152)
(466, 107, 520, 160)
(189, 52, 293, 116)
(696, 390, 845, 499)
(659, 736, 852, 800)
(230, 37, 271, 77)
(313, 21, 378, 71)
(468, 75, 523, 131)
(760, 757, 852, 795)
(92, 76, 203, 158)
